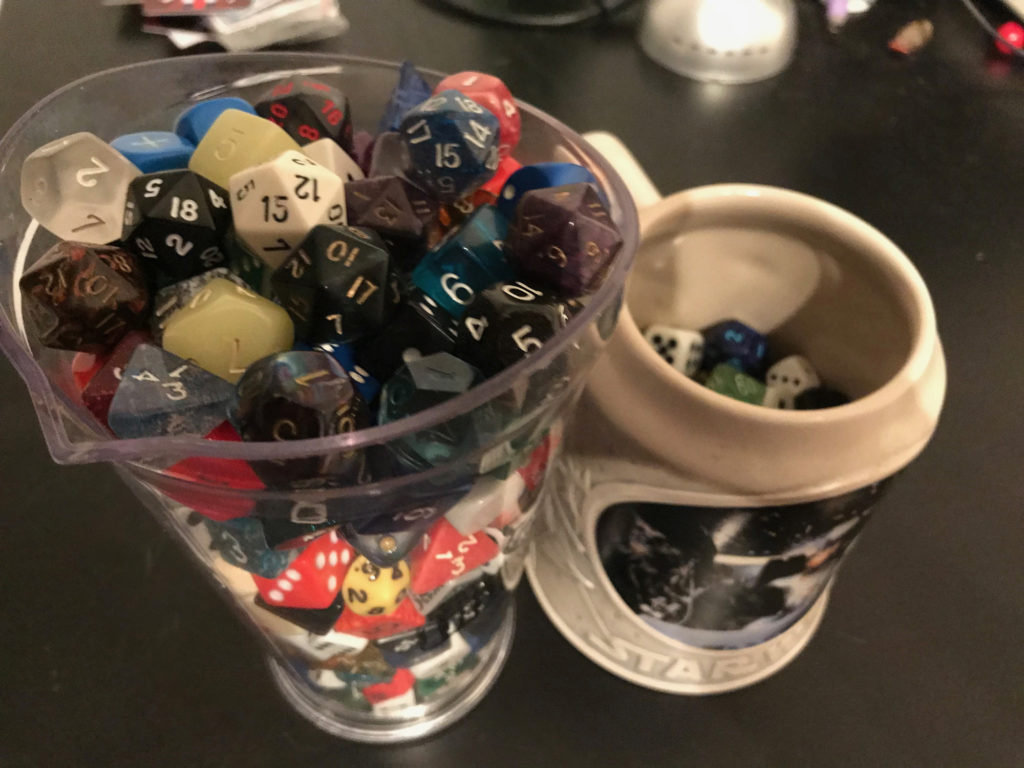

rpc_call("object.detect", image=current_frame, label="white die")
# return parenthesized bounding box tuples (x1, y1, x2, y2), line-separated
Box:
(301, 138, 365, 183)
(21, 131, 140, 244)
(764, 355, 820, 409)
(229, 149, 346, 269)
(643, 325, 704, 377)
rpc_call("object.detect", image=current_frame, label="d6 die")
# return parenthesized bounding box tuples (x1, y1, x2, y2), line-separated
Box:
(341, 556, 411, 616)
(643, 325, 704, 377)
(21, 132, 140, 244)
(255, 77, 354, 152)
(763, 355, 821, 409)
(704, 363, 767, 406)
(111, 131, 194, 173)
(252, 530, 355, 610)
(434, 71, 521, 160)
(174, 97, 257, 146)
(701, 319, 768, 376)
(496, 162, 601, 221)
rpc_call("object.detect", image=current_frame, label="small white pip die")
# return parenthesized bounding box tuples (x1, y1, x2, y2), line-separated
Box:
(643, 325, 704, 377)
(763, 355, 820, 409)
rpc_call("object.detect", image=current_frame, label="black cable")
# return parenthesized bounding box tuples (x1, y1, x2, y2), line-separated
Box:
(957, 0, 1024, 58)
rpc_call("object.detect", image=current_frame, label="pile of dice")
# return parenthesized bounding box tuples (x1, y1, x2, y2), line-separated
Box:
(643, 320, 850, 409)
(16, 63, 615, 716)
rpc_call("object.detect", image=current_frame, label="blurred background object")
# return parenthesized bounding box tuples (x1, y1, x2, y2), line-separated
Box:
(435, 0, 635, 27)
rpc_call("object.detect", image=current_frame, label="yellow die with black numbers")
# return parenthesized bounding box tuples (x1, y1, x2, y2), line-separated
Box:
(341, 556, 410, 616)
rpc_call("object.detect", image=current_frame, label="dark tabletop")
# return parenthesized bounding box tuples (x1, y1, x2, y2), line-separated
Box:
(0, 1, 1021, 766)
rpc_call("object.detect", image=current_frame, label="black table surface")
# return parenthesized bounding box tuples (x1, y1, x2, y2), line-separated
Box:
(0, 1, 1020, 766)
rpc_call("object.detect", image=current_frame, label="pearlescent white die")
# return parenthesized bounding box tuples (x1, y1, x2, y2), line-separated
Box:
(21, 132, 140, 244)
(643, 324, 704, 377)
(764, 355, 821, 409)
(301, 138, 365, 183)
(229, 150, 346, 268)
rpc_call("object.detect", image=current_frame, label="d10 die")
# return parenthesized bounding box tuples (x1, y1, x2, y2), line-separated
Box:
(509, 182, 622, 298)
(334, 596, 426, 640)
(704, 363, 767, 406)
(111, 131, 194, 173)
(763, 355, 821, 409)
(409, 518, 500, 594)
(161, 278, 294, 383)
(271, 224, 391, 345)
(107, 343, 235, 438)
(455, 281, 569, 377)
(701, 319, 768, 376)
(81, 329, 151, 427)
(174, 97, 257, 146)
(252, 530, 355, 610)
(21, 132, 140, 244)
(411, 204, 515, 318)
(434, 70, 521, 160)
(188, 108, 300, 190)
(230, 150, 346, 268)
(496, 162, 602, 221)
(643, 325, 704, 377)
(301, 138, 364, 183)
(255, 78, 354, 151)
(149, 268, 249, 342)
(400, 90, 500, 201)
(19, 241, 149, 353)
(341, 556, 411, 616)
(380, 61, 433, 133)
(122, 169, 231, 280)
(204, 517, 296, 578)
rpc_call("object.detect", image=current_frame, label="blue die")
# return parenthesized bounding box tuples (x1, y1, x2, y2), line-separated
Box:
(173, 96, 257, 145)
(496, 162, 605, 220)
(313, 342, 382, 405)
(112, 131, 194, 173)
(700, 319, 768, 376)
(411, 204, 515, 318)
(379, 60, 434, 133)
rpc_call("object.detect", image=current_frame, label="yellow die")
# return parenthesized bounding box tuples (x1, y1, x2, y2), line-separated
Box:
(188, 109, 299, 189)
(162, 277, 294, 383)
(341, 556, 410, 616)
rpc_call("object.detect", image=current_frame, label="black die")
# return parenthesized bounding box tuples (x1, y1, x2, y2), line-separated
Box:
(255, 78, 354, 152)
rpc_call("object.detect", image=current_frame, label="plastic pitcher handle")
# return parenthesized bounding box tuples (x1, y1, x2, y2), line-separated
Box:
(582, 131, 663, 209)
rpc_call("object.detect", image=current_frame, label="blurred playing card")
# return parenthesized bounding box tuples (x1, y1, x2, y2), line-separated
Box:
(142, 0, 252, 15)
(208, 0, 348, 51)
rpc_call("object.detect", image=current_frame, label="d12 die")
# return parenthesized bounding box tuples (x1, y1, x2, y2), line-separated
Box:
(763, 355, 821, 409)
(704, 363, 767, 406)
(380, 61, 433, 133)
(302, 138, 364, 183)
(107, 343, 235, 438)
(81, 329, 151, 427)
(496, 162, 602, 221)
(204, 517, 296, 578)
(232, 351, 369, 487)
(643, 325, 704, 377)
(111, 131, 194, 174)
(271, 224, 390, 345)
(21, 132, 140, 244)
(230, 150, 346, 268)
(509, 182, 622, 298)
(355, 291, 459, 383)
(253, 530, 355, 610)
(701, 319, 768, 376)
(19, 241, 149, 353)
(334, 595, 425, 640)
(174, 97, 257, 146)
(411, 204, 515, 318)
(122, 170, 231, 280)
(409, 518, 500, 594)
(341, 555, 411, 616)
(188, 109, 299, 190)
(434, 70, 521, 160)
(455, 281, 569, 377)
(162, 278, 294, 383)
(149, 267, 249, 342)
(400, 90, 500, 201)
(255, 78, 354, 151)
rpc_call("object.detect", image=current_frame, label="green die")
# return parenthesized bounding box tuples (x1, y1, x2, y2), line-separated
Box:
(705, 363, 767, 405)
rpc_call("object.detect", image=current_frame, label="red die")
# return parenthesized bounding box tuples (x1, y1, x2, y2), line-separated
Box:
(80, 330, 150, 428)
(252, 530, 354, 610)
(479, 156, 522, 201)
(434, 71, 521, 160)
(71, 352, 105, 391)
(409, 518, 500, 595)
(334, 597, 425, 640)
(362, 668, 415, 706)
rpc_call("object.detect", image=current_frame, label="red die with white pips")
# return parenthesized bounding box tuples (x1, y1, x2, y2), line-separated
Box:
(252, 529, 354, 610)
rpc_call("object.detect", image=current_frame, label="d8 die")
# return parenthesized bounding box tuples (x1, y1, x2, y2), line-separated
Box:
(271, 224, 390, 345)
(345, 175, 436, 266)
(21, 132, 140, 244)
(411, 204, 515, 318)
(188, 109, 299, 190)
(509, 182, 622, 298)
(704, 363, 768, 406)
(107, 343, 235, 438)
(255, 77, 354, 152)
(301, 138, 364, 183)
(230, 150, 346, 268)
(701, 319, 768, 376)
(252, 530, 355, 610)
(400, 90, 500, 201)
(174, 97, 257, 146)
(379, 60, 433, 133)
(122, 170, 231, 280)
(19, 241, 149, 353)
(162, 278, 294, 383)
(341, 556, 411, 616)
(111, 131, 194, 173)
(496, 162, 602, 221)
(455, 281, 569, 377)
(763, 355, 821, 409)
(643, 325, 704, 377)
(434, 70, 521, 160)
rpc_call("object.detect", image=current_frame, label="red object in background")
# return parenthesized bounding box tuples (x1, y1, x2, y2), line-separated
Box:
(141, 0, 251, 17)
(334, 597, 425, 640)
(80, 330, 151, 428)
(995, 21, 1024, 55)
(434, 71, 522, 160)
(408, 518, 500, 594)
(362, 669, 415, 705)
(252, 530, 354, 610)
(518, 433, 553, 492)
(71, 352, 104, 391)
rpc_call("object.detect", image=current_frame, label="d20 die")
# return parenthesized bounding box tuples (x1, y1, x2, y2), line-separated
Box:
(379, 61, 433, 133)
(340, 556, 411, 616)
(149, 268, 249, 342)
(189, 108, 299, 190)
(496, 162, 602, 221)
(81, 329, 151, 427)
(434, 71, 521, 160)
(704, 363, 768, 406)
(122, 169, 231, 280)
(255, 77, 354, 151)
(509, 182, 622, 298)
(107, 344, 234, 438)
(408, 518, 500, 595)
(701, 319, 768, 376)
(230, 150, 346, 268)
(161, 278, 294, 383)
(763, 355, 821, 409)
(271, 224, 390, 345)
(643, 325, 704, 377)
(302, 138, 364, 183)
(204, 517, 297, 578)
(400, 90, 500, 201)
(252, 529, 355, 610)
(19, 241, 149, 354)
(111, 131, 194, 173)
(334, 596, 425, 640)
(455, 281, 569, 377)
(174, 97, 257, 146)
(21, 132, 140, 244)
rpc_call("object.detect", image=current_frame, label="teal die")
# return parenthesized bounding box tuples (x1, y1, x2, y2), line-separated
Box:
(203, 517, 296, 578)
